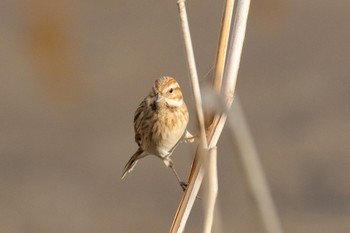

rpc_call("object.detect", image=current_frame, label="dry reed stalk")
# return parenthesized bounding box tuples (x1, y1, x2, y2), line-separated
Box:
(205, 0, 235, 127)
(177, 0, 208, 147)
(228, 99, 284, 233)
(203, 147, 218, 233)
(202, 0, 235, 232)
(223, 1, 284, 232)
(170, 1, 208, 232)
(170, 0, 250, 232)
(212, 0, 235, 93)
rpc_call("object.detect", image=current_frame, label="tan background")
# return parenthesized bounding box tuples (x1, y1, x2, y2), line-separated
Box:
(1, 0, 349, 232)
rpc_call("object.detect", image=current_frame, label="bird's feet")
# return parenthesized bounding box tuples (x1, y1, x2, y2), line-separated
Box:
(180, 181, 188, 191)
(179, 181, 201, 199)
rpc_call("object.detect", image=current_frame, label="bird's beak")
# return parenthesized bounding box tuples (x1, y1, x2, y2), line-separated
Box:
(156, 92, 162, 101)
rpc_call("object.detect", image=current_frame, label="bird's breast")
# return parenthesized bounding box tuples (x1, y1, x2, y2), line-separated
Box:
(145, 104, 188, 156)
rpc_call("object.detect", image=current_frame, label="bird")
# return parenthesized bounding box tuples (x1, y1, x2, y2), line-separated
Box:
(121, 76, 194, 190)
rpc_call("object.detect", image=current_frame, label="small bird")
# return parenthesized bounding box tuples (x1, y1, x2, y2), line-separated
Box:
(121, 76, 193, 190)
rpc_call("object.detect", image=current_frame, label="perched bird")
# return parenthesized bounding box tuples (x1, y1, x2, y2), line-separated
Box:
(121, 76, 193, 190)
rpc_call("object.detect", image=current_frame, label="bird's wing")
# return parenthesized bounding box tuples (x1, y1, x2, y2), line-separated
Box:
(133, 98, 147, 146)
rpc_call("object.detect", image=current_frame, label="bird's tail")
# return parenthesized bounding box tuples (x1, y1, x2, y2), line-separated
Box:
(121, 148, 144, 180)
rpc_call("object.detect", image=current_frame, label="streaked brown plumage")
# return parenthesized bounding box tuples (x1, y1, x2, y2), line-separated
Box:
(121, 76, 193, 190)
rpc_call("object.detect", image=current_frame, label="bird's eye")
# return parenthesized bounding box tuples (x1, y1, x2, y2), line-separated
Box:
(169, 88, 173, 93)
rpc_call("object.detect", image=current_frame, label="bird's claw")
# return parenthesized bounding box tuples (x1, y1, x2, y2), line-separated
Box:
(179, 181, 201, 200)
(180, 181, 188, 191)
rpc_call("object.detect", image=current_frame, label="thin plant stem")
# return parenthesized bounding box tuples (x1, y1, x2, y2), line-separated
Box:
(203, 0, 235, 232)
(228, 99, 284, 233)
(171, 0, 250, 232)
(177, 0, 207, 147)
(203, 147, 218, 233)
(213, 0, 235, 94)
(205, 0, 235, 127)
(170, 1, 208, 232)
(209, 0, 251, 148)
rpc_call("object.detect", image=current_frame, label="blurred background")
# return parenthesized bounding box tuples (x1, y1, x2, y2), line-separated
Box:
(1, 0, 349, 232)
